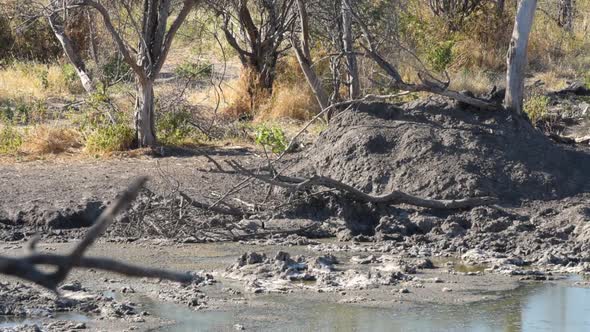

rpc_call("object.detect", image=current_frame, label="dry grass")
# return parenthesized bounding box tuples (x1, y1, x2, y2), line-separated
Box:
(0, 63, 71, 100)
(533, 71, 569, 92)
(220, 68, 270, 119)
(221, 57, 321, 121)
(449, 70, 502, 95)
(259, 82, 319, 121)
(20, 125, 82, 155)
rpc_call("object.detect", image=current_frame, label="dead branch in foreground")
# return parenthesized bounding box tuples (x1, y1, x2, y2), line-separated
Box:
(227, 161, 497, 209)
(0, 177, 192, 291)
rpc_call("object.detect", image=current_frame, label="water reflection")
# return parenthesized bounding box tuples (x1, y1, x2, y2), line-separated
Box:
(155, 282, 590, 332)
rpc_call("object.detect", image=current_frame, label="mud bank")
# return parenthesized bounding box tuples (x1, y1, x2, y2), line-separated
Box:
(0, 241, 525, 331)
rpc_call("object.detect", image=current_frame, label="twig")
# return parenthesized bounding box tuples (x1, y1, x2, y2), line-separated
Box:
(0, 177, 192, 291)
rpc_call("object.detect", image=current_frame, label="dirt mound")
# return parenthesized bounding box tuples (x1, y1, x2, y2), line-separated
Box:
(296, 97, 590, 202)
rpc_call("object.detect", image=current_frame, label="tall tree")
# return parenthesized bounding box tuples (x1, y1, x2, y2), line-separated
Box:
(210, 0, 296, 93)
(291, 0, 330, 111)
(504, 0, 537, 115)
(46, 5, 95, 93)
(59, 0, 199, 147)
(558, 0, 575, 32)
(341, 0, 360, 98)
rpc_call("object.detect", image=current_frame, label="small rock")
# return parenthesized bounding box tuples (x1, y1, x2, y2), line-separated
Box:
(60, 281, 83, 292)
(121, 286, 135, 293)
(442, 287, 453, 292)
(415, 258, 435, 269)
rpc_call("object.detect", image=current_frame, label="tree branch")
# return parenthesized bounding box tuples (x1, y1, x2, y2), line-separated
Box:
(0, 177, 193, 291)
(227, 161, 497, 210)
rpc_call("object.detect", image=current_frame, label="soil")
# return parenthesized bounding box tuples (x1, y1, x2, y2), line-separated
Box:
(1, 92, 590, 330)
(294, 96, 590, 202)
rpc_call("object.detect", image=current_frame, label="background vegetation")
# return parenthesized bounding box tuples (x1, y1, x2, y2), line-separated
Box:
(0, 0, 588, 158)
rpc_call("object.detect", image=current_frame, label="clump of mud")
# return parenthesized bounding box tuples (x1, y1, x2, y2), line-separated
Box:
(223, 251, 425, 293)
(295, 97, 590, 202)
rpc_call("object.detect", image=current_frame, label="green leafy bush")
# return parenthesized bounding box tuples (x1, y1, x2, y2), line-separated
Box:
(427, 40, 455, 72)
(61, 63, 84, 93)
(0, 99, 47, 125)
(157, 110, 196, 145)
(174, 61, 213, 80)
(68, 92, 135, 153)
(0, 125, 23, 155)
(85, 123, 135, 153)
(524, 95, 550, 123)
(101, 56, 133, 84)
(254, 124, 287, 153)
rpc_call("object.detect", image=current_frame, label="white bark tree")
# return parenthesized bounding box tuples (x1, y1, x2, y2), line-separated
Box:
(292, 0, 330, 111)
(46, 9, 95, 93)
(62, 0, 198, 147)
(341, 0, 360, 99)
(504, 0, 537, 115)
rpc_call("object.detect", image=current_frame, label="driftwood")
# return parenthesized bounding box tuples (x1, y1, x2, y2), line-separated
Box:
(227, 161, 497, 209)
(0, 177, 192, 291)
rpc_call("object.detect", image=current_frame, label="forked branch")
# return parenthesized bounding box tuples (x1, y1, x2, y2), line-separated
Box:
(0, 177, 192, 291)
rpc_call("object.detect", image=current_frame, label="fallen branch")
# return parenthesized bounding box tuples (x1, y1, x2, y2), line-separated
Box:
(227, 161, 497, 209)
(178, 191, 245, 217)
(0, 177, 192, 291)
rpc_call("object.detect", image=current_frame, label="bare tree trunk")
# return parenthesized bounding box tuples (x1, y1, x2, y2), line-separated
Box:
(558, 0, 575, 32)
(504, 0, 537, 114)
(293, 0, 330, 111)
(47, 13, 95, 93)
(341, 0, 360, 99)
(86, 9, 99, 65)
(496, 0, 505, 16)
(136, 79, 157, 147)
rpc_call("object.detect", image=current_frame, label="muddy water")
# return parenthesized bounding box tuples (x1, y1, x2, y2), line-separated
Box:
(152, 282, 590, 332)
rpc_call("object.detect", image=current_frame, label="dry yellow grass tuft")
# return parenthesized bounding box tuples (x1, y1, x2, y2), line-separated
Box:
(0, 63, 71, 100)
(220, 68, 270, 119)
(259, 82, 319, 121)
(20, 126, 82, 155)
(533, 71, 569, 92)
(449, 70, 501, 95)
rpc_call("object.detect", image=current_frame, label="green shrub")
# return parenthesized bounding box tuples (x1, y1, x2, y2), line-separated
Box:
(157, 110, 196, 145)
(71, 91, 118, 134)
(36, 68, 49, 90)
(68, 91, 136, 153)
(61, 63, 84, 93)
(0, 125, 23, 155)
(524, 95, 550, 123)
(0, 99, 47, 125)
(85, 123, 135, 153)
(585, 72, 590, 90)
(101, 56, 133, 84)
(254, 124, 287, 153)
(427, 40, 455, 72)
(174, 61, 213, 80)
